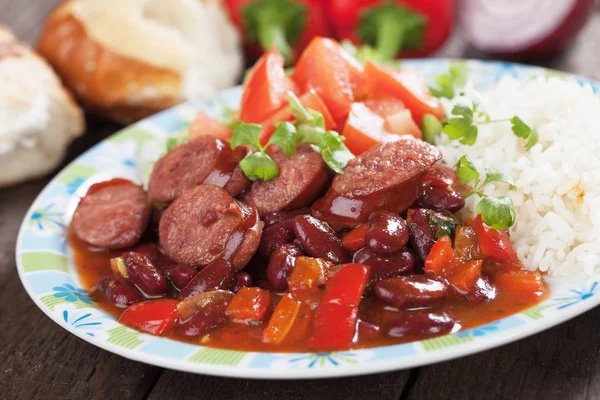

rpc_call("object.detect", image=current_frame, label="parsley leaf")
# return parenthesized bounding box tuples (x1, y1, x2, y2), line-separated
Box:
(428, 210, 461, 239)
(239, 151, 279, 181)
(454, 155, 480, 186)
(476, 196, 516, 231)
(483, 168, 516, 190)
(269, 122, 297, 156)
(510, 116, 538, 150)
(231, 122, 261, 149)
(430, 63, 468, 99)
(442, 105, 479, 145)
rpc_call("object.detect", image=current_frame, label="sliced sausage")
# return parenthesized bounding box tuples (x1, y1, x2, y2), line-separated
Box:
(312, 137, 442, 229)
(159, 185, 263, 270)
(241, 145, 331, 216)
(148, 136, 249, 203)
(72, 179, 150, 249)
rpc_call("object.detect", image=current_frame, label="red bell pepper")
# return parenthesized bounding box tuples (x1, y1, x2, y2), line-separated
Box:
(262, 293, 302, 345)
(119, 299, 179, 336)
(292, 37, 365, 122)
(239, 49, 298, 124)
(472, 215, 519, 263)
(224, 0, 332, 63)
(310, 263, 369, 351)
(341, 224, 369, 253)
(226, 287, 271, 322)
(327, 0, 453, 61)
(287, 256, 331, 292)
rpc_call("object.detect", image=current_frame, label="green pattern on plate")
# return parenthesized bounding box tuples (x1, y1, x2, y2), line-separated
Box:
(522, 301, 569, 320)
(107, 327, 144, 349)
(40, 294, 96, 311)
(21, 252, 68, 274)
(422, 334, 474, 351)
(189, 348, 247, 366)
(108, 127, 155, 148)
(56, 164, 97, 184)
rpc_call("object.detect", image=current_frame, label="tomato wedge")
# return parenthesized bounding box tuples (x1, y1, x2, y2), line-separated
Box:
(364, 96, 422, 139)
(310, 263, 369, 351)
(240, 49, 298, 123)
(472, 215, 519, 262)
(259, 89, 336, 144)
(364, 61, 445, 124)
(262, 293, 302, 345)
(342, 102, 399, 155)
(226, 287, 271, 322)
(119, 299, 179, 336)
(292, 37, 364, 121)
(188, 112, 232, 140)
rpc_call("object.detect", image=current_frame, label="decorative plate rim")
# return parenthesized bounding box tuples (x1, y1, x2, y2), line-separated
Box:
(15, 59, 600, 379)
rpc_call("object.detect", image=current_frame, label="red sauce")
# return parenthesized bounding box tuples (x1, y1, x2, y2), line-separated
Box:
(70, 230, 547, 352)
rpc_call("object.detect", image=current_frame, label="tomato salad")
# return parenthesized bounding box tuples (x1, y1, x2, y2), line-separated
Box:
(70, 38, 546, 352)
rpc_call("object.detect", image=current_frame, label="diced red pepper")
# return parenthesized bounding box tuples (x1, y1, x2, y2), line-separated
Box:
(226, 287, 271, 322)
(364, 61, 445, 124)
(446, 259, 483, 293)
(188, 112, 232, 140)
(287, 256, 331, 291)
(292, 37, 365, 121)
(424, 235, 454, 275)
(310, 263, 369, 350)
(341, 223, 369, 253)
(240, 49, 298, 124)
(472, 215, 519, 263)
(119, 299, 179, 336)
(262, 293, 302, 345)
(493, 270, 545, 298)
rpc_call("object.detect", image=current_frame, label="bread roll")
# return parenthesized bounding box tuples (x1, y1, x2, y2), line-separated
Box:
(0, 26, 85, 188)
(37, 0, 243, 123)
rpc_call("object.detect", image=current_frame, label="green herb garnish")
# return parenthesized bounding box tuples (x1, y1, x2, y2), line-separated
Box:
(430, 63, 468, 99)
(428, 210, 461, 239)
(455, 155, 517, 230)
(422, 113, 443, 145)
(510, 116, 539, 151)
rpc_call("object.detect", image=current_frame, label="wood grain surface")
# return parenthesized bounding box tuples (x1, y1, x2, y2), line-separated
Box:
(1, 1, 600, 399)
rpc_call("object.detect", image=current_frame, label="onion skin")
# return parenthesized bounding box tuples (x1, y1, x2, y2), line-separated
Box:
(459, 0, 597, 58)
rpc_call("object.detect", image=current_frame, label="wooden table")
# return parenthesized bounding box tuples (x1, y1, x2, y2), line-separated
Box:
(2, 2, 600, 399)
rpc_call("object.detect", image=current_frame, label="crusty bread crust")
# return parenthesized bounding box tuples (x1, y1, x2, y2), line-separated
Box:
(37, 5, 181, 123)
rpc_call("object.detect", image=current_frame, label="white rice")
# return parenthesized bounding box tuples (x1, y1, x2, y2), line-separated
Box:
(436, 76, 600, 277)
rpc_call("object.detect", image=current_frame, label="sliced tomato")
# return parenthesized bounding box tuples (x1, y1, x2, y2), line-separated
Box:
(472, 215, 519, 263)
(188, 112, 232, 140)
(342, 102, 400, 155)
(364, 61, 445, 124)
(258, 89, 336, 144)
(292, 37, 364, 121)
(310, 263, 369, 351)
(364, 96, 422, 139)
(341, 224, 369, 253)
(226, 287, 271, 322)
(262, 293, 301, 345)
(119, 299, 179, 336)
(240, 49, 298, 123)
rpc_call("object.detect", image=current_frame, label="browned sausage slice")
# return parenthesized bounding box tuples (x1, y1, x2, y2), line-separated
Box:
(241, 145, 331, 216)
(72, 179, 150, 249)
(148, 136, 249, 203)
(159, 185, 263, 270)
(312, 137, 442, 229)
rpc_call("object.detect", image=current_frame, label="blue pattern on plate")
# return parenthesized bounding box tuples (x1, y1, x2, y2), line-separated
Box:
(63, 310, 103, 337)
(555, 282, 599, 309)
(53, 284, 92, 304)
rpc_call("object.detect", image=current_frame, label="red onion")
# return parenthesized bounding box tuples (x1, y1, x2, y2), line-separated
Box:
(458, 0, 597, 56)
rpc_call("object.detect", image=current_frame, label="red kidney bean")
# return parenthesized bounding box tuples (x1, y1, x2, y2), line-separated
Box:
(464, 277, 497, 305)
(130, 243, 161, 262)
(230, 272, 253, 293)
(163, 263, 198, 290)
(415, 185, 465, 212)
(177, 258, 234, 300)
(293, 215, 350, 264)
(97, 276, 143, 308)
(257, 219, 296, 257)
(262, 208, 311, 227)
(356, 319, 381, 341)
(177, 290, 233, 337)
(266, 243, 304, 292)
(387, 312, 457, 337)
(123, 252, 168, 295)
(374, 276, 448, 308)
(407, 208, 461, 262)
(353, 247, 416, 283)
(366, 211, 410, 255)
